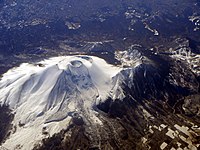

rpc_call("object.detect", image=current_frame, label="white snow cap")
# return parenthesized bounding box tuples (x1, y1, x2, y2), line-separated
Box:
(0, 55, 122, 150)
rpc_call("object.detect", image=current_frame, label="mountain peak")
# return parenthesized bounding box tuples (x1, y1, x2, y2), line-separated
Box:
(0, 55, 121, 149)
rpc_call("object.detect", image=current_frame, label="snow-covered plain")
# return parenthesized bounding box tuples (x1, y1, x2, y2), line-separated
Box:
(0, 55, 122, 150)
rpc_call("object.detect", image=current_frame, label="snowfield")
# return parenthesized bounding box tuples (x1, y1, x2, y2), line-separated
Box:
(0, 55, 123, 150)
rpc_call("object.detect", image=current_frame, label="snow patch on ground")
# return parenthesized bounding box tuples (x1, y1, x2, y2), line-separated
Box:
(189, 14, 200, 31)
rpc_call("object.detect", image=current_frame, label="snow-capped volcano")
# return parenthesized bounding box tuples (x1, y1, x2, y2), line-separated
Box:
(2, 53, 199, 150)
(0, 55, 122, 149)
